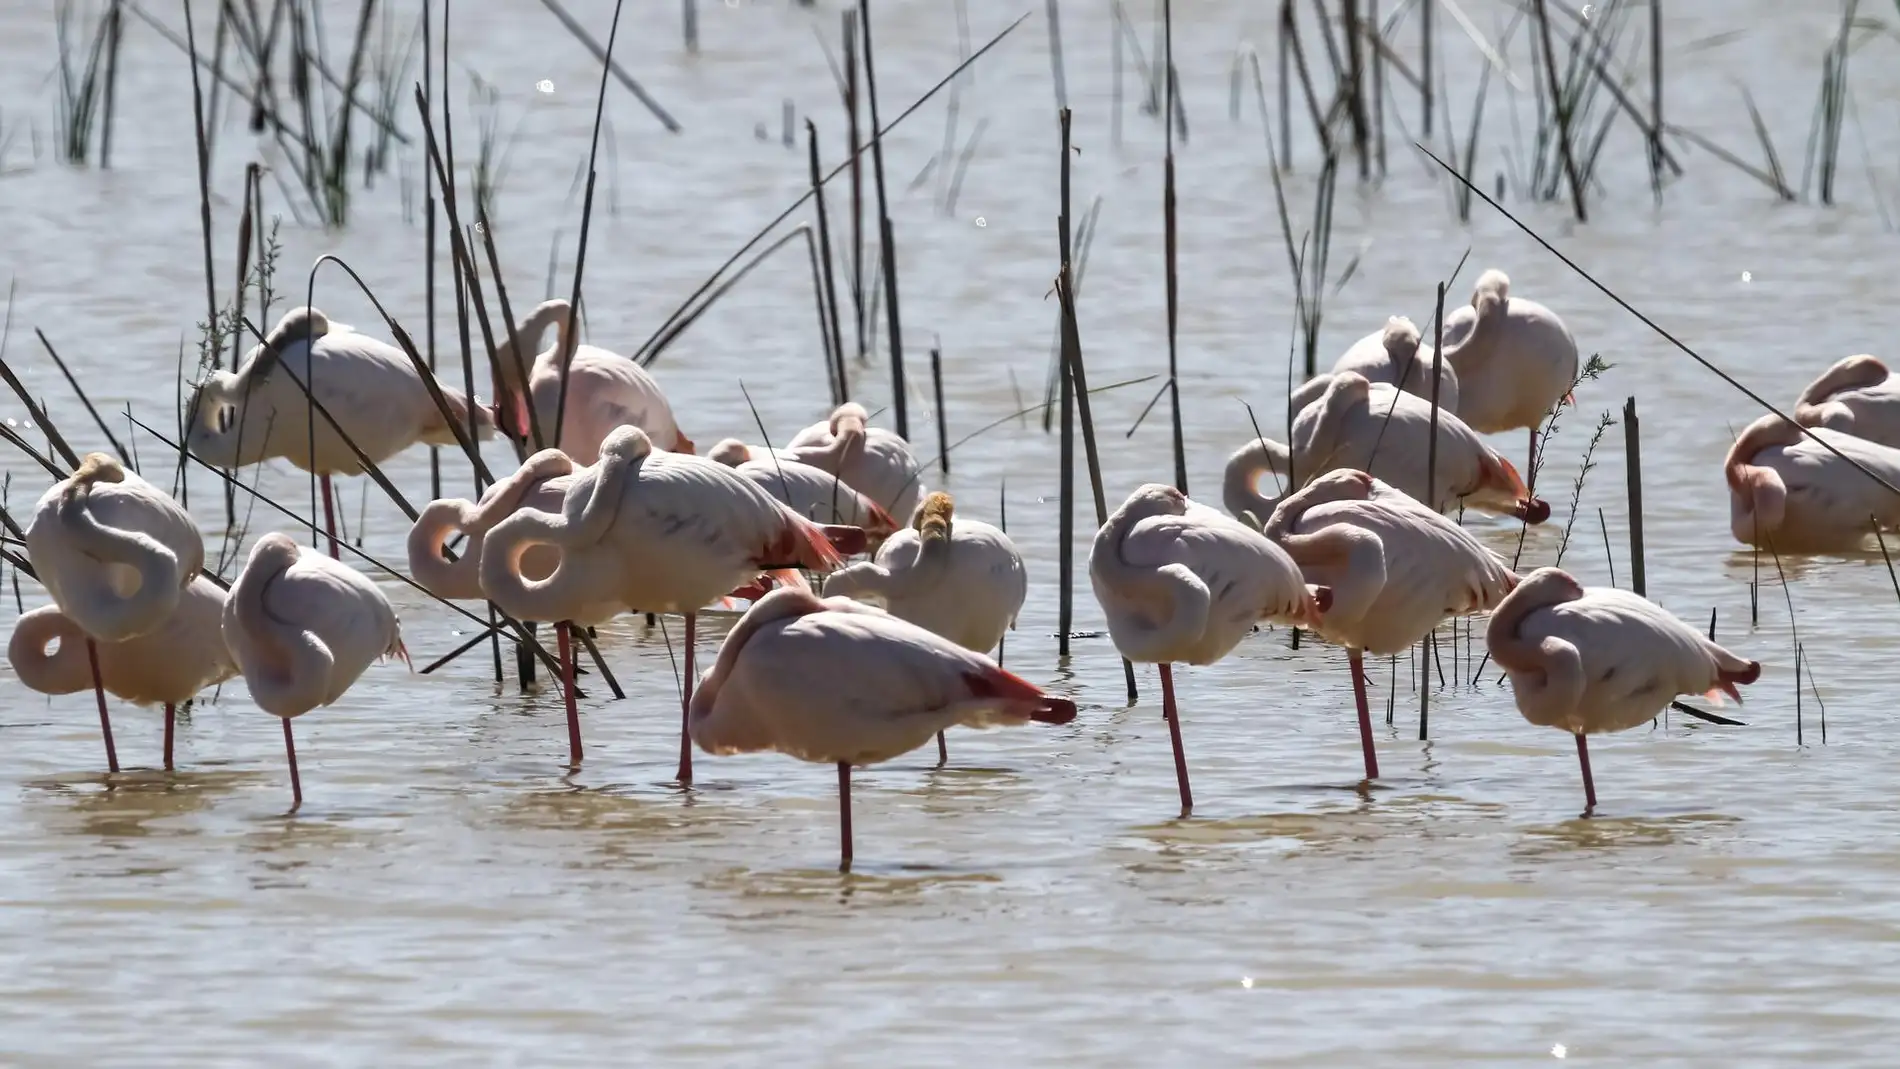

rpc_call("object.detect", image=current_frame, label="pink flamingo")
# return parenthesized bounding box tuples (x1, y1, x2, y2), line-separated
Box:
(1439, 270, 1580, 465)
(1090, 483, 1329, 816)
(186, 306, 494, 558)
(1264, 470, 1517, 779)
(689, 587, 1076, 870)
(24, 453, 204, 772)
(823, 492, 1026, 764)
(408, 450, 579, 602)
(1725, 413, 1900, 553)
(478, 427, 866, 778)
(9, 576, 236, 771)
(708, 439, 900, 540)
(1487, 567, 1760, 812)
(1225, 370, 1550, 525)
(1292, 315, 1462, 414)
(223, 533, 405, 808)
(1793, 354, 1900, 449)
(489, 298, 695, 463)
(777, 402, 925, 519)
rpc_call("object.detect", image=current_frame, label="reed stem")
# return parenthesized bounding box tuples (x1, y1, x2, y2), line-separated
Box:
(1623, 396, 1645, 596)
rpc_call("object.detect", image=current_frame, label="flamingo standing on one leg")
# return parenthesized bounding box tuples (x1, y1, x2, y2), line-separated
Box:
(1438, 270, 1580, 473)
(708, 440, 900, 540)
(1724, 412, 1900, 552)
(25, 454, 204, 772)
(223, 533, 405, 808)
(185, 306, 494, 558)
(9, 576, 236, 771)
(1090, 484, 1329, 816)
(1486, 567, 1760, 812)
(823, 492, 1027, 765)
(1264, 470, 1516, 779)
(689, 587, 1075, 870)
(1226, 370, 1551, 523)
(478, 427, 865, 778)
(489, 298, 695, 463)
(1793, 354, 1900, 449)
(778, 402, 926, 520)
(1291, 315, 1463, 414)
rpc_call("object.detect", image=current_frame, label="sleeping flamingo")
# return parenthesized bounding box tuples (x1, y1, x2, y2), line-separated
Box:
(185, 306, 493, 558)
(1090, 483, 1329, 816)
(1487, 567, 1760, 812)
(9, 576, 236, 771)
(478, 426, 866, 778)
(1225, 371, 1549, 525)
(778, 402, 926, 520)
(823, 492, 1027, 765)
(1438, 270, 1579, 465)
(1264, 470, 1516, 779)
(1291, 316, 1462, 415)
(490, 297, 695, 463)
(1724, 412, 1900, 552)
(708, 440, 900, 539)
(408, 450, 578, 602)
(689, 587, 1076, 870)
(25, 453, 205, 772)
(223, 532, 405, 808)
(1793, 354, 1900, 449)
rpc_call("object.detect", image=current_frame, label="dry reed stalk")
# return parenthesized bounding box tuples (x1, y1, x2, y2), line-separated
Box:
(807, 120, 850, 406)
(859, 2, 910, 441)
(1623, 396, 1645, 596)
(534, 0, 679, 132)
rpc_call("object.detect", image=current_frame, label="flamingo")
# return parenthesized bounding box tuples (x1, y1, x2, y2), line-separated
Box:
(478, 426, 866, 778)
(823, 492, 1027, 764)
(1291, 316, 1462, 414)
(689, 587, 1076, 870)
(708, 440, 900, 539)
(1793, 354, 1900, 449)
(185, 306, 494, 558)
(223, 532, 404, 808)
(777, 401, 926, 519)
(1486, 567, 1760, 811)
(1438, 270, 1580, 466)
(1224, 371, 1550, 525)
(1263, 470, 1517, 779)
(1090, 484, 1329, 815)
(9, 576, 236, 771)
(490, 297, 695, 463)
(1724, 413, 1900, 553)
(25, 453, 205, 772)
(408, 450, 578, 602)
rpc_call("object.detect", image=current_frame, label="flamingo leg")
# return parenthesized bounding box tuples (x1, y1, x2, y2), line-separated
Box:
(282, 717, 303, 811)
(319, 474, 340, 560)
(557, 623, 582, 766)
(1575, 732, 1597, 813)
(838, 761, 853, 872)
(163, 703, 175, 772)
(1350, 649, 1380, 780)
(85, 639, 119, 775)
(935, 730, 948, 767)
(1159, 663, 1193, 817)
(676, 613, 696, 786)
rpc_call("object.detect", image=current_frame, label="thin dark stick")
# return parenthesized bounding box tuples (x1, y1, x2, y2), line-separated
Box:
(844, 10, 865, 365)
(1648, 0, 1663, 196)
(808, 119, 850, 406)
(100, 0, 123, 167)
(1044, 0, 1067, 109)
(1874, 517, 1900, 604)
(860, 1, 910, 440)
(1163, 0, 1185, 493)
(1421, 0, 1433, 136)
(183, 0, 218, 506)
(424, 0, 439, 500)
(1598, 508, 1617, 587)
(1533, 0, 1587, 221)
(1418, 280, 1446, 740)
(0, 359, 80, 469)
(533, 0, 680, 132)
(930, 344, 949, 474)
(34, 330, 129, 464)
(1624, 396, 1645, 596)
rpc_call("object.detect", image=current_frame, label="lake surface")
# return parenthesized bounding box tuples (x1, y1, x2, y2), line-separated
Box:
(3, 0, 1899, 1064)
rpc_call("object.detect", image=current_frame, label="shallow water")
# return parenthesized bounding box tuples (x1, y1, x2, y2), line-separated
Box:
(3, 0, 1900, 1064)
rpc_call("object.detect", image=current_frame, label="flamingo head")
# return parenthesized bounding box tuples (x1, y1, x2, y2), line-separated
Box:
(182, 369, 259, 468)
(1124, 482, 1190, 517)
(1303, 468, 1376, 503)
(1471, 269, 1510, 321)
(707, 438, 753, 466)
(828, 402, 871, 438)
(1381, 316, 1422, 361)
(1510, 566, 1585, 609)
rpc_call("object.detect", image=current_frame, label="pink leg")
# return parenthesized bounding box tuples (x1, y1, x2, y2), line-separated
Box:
(557, 623, 583, 766)
(86, 639, 119, 774)
(282, 717, 303, 811)
(163, 703, 175, 772)
(1350, 649, 1379, 780)
(677, 613, 696, 786)
(1159, 663, 1193, 817)
(319, 474, 339, 560)
(1575, 732, 1597, 812)
(838, 761, 853, 873)
(935, 730, 948, 767)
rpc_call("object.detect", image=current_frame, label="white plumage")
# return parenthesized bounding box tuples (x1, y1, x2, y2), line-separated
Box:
(1794, 354, 1900, 449)
(1439, 270, 1579, 435)
(781, 402, 925, 520)
(1724, 413, 1900, 552)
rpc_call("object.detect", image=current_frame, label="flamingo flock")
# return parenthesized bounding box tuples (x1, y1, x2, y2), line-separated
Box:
(39, 259, 1900, 871)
